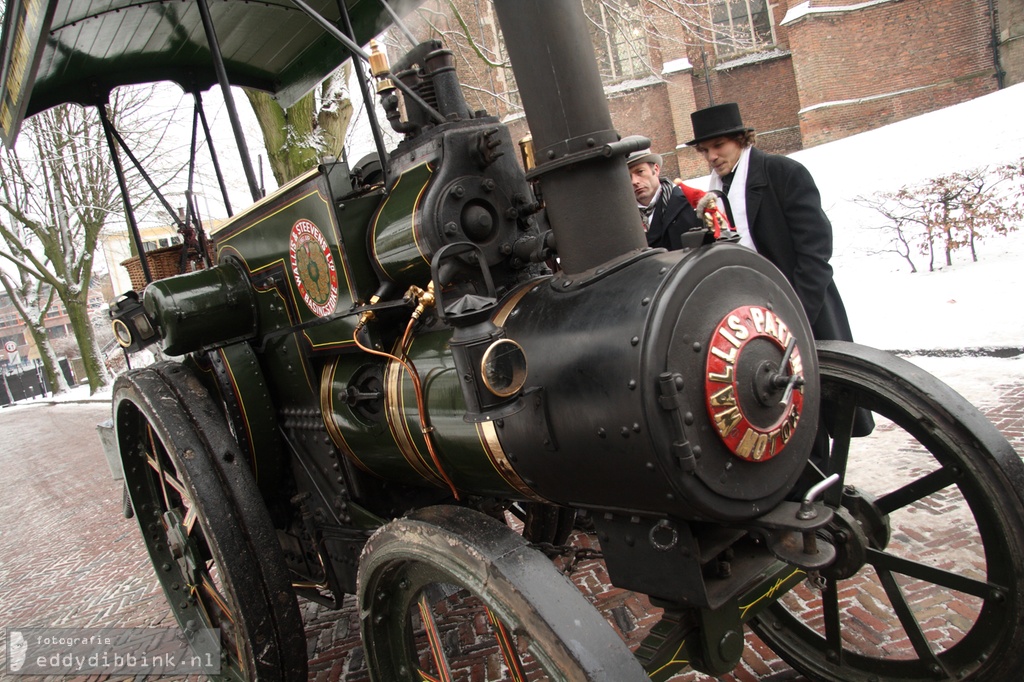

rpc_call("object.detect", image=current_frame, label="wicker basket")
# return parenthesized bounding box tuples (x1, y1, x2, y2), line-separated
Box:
(121, 242, 215, 291)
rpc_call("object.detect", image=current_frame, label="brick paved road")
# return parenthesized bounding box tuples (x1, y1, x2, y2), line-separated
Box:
(2, 356, 1022, 681)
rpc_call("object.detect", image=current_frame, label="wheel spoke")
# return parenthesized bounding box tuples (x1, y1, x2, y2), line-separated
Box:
(821, 578, 843, 665)
(875, 466, 956, 515)
(197, 573, 235, 623)
(182, 505, 199, 534)
(145, 425, 174, 511)
(866, 547, 994, 598)
(417, 593, 453, 682)
(359, 506, 649, 682)
(823, 399, 857, 507)
(875, 567, 949, 675)
(192, 573, 245, 674)
(487, 606, 529, 682)
(412, 588, 532, 681)
(115, 363, 307, 680)
(162, 470, 189, 500)
(749, 342, 1024, 681)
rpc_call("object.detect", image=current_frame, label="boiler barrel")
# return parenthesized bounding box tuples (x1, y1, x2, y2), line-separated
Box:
(324, 246, 820, 522)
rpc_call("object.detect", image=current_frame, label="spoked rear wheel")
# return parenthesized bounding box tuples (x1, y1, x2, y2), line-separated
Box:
(357, 505, 648, 682)
(750, 342, 1024, 681)
(114, 362, 306, 681)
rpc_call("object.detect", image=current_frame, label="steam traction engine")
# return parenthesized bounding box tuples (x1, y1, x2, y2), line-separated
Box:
(4, 0, 1024, 680)
(84, 4, 1024, 681)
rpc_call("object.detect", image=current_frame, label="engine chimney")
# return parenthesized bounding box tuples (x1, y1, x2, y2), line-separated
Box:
(493, 0, 646, 277)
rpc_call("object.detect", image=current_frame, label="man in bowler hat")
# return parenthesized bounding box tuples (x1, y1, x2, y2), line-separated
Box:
(623, 136, 701, 250)
(687, 102, 873, 438)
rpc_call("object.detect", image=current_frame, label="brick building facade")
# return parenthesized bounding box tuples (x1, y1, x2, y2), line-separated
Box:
(0, 285, 108, 368)
(398, 0, 1021, 180)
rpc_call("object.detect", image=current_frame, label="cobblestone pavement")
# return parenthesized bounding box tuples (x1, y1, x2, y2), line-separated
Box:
(1, 357, 1022, 681)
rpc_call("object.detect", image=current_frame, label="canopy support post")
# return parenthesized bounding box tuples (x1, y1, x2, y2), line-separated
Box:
(336, 0, 391, 187)
(97, 101, 152, 286)
(196, 0, 262, 203)
(289, 0, 444, 125)
(106, 125, 186, 233)
(106, 102, 214, 271)
(194, 90, 234, 217)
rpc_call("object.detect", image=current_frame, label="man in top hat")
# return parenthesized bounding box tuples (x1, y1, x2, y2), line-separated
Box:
(687, 102, 853, 344)
(624, 137, 701, 250)
(687, 102, 873, 438)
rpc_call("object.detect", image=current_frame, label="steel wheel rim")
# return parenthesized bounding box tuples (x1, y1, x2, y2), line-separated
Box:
(115, 362, 307, 682)
(358, 506, 649, 682)
(122, 405, 248, 680)
(751, 343, 1024, 681)
(365, 565, 545, 680)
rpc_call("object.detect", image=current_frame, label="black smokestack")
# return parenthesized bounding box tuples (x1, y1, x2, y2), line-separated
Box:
(493, 0, 646, 276)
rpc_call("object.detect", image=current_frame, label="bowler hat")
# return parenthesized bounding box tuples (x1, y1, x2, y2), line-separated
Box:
(686, 103, 753, 146)
(622, 135, 662, 167)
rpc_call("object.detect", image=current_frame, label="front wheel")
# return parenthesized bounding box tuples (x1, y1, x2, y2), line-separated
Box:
(357, 505, 649, 681)
(114, 362, 307, 681)
(750, 342, 1024, 681)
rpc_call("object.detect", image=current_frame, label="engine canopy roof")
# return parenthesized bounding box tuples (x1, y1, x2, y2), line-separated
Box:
(0, 0, 416, 145)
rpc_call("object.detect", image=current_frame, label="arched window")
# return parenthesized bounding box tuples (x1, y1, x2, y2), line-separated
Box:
(709, 0, 775, 57)
(584, 0, 651, 82)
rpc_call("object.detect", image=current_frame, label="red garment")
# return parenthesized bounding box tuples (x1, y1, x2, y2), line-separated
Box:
(673, 180, 732, 238)
(676, 181, 707, 209)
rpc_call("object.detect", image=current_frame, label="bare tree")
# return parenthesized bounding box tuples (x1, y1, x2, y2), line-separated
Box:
(856, 160, 1024, 273)
(375, 1, 738, 120)
(851, 193, 923, 273)
(0, 88, 157, 394)
(240, 2, 751, 185)
(243, 1, 775, 186)
(0, 263, 68, 393)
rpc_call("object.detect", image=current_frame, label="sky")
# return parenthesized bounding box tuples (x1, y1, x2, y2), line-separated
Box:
(136, 67, 394, 225)
(133, 82, 276, 223)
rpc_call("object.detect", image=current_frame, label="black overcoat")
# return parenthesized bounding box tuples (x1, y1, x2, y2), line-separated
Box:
(646, 183, 701, 251)
(742, 147, 854, 343)
(741, 147, 873, 436)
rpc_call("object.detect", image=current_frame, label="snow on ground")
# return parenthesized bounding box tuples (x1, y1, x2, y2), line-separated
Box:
(794, 83, 1024, 354)
(834, 229, 1024, 351)
(698, 83, 1024, 398)
(687, 83, 1024, 357)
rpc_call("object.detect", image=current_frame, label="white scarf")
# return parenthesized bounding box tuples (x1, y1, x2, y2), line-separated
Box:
(709, 147, 755, 251)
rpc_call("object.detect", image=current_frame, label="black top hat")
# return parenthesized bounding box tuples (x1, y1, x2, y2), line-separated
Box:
(686, 103, 753, 146)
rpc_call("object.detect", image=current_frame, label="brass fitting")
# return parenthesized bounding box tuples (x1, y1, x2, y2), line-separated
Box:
(368, 41, 394, 92)
(368, 40, 390, 77)
(356, 294, 381, 331)
(518, 134, 535, 171)
(405, 282, 436, 321)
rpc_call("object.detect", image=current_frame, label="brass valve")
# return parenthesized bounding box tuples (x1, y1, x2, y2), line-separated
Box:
(405, 282, 436, 322)
(356, 294, 381, 331)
